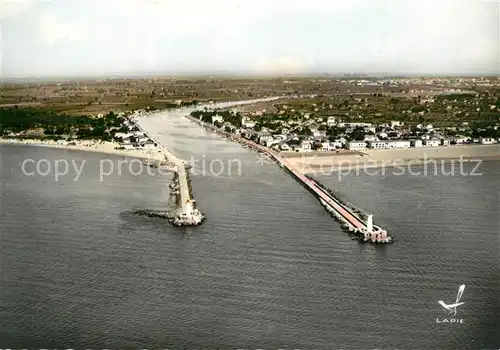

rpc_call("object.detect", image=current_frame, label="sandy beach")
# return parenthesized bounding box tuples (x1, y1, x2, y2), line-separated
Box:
(283, 144, 500, 174)
(0, 138, 165, 161)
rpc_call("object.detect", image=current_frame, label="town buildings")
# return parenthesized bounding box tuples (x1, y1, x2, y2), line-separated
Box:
(480, 137, 496, 144)
(347, 141, 367, 150)
(423, 139, 441, 147)
(367, 140, 411, 149)
(410, 140, 423, 148)
(114, 118, 158, 151)
(300, 141, 312, 152)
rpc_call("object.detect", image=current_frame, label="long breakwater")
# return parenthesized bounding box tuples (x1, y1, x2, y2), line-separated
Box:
(186, 115, 394, 244)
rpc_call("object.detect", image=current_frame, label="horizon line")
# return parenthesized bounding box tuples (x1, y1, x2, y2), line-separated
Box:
(2, 71, 499, 82)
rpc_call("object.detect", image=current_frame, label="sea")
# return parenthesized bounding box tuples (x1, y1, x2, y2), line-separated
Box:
(0, 109, 499, 349)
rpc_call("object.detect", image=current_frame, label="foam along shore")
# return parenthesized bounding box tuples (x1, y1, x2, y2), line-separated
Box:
(0, 138, 165, 161)
(284, 144, 500, 174)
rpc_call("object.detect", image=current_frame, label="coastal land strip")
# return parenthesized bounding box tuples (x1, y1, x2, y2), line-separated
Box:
(2, 76, 500, 167)
(0, 138, 165, 161)
(283, 144, 500, 174)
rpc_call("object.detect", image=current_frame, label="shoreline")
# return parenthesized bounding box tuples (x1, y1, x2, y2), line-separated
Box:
(0, 97, 285, 163)
(0, 138, 165, 161)
(283, 144, 500, 173)
(294, 155, 500, 174)
(186, 114, 500, 174)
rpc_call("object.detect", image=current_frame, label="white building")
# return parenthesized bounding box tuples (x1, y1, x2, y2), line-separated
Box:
(391, 121, 403, 128)
(423, 139, 440, 147)
(327, 116, 337, 126)
(313, 130, 327, 138)
(280, 143, 291, 151)
(330, 141, 343, 149)
(114, 132, 128, 139)
(266, 139, 279, 147)
(300, 141, 312, 152)
(480, 137, 496, 144)
(347, 141, 367, 150)
(346, 122, 372, 128)
(364, 135, 378, 142)
(367, 140, 409, 149)
(411, 140, 423, 148)
(142, 142, 156, 150)
(320, 142, 331, 151)
(242, 118, 255, 128)
(212, 115, 224, 123)
(258, 133, 273, 145)
(367, 141, 388, 149)
(387, 140, 411, 148)
(441, 139, 451, 146)
(453, 137, 468, 144)
(115, 132, 136, 139)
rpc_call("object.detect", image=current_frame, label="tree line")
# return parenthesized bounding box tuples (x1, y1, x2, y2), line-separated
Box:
(190, 109, 243, 128)
(0, 108, 126, 141)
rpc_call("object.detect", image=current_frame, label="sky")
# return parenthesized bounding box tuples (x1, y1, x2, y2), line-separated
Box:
(1, 0, 499, 77)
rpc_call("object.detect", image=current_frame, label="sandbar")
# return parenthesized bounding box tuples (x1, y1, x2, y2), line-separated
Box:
(0, 138, 165, 161)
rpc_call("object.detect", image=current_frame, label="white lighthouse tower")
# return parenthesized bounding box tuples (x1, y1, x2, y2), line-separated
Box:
(182, 199, 195, 216)
(367, 214, 373, 233)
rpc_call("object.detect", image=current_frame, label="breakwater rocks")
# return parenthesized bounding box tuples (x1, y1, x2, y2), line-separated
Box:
(171, 210, 206, 226)
(133, 209, 173, 219)
(186, 172, 194, 199)
(133, 208, 206, 226)
(319, 199, 362, 239)
(170, 173, 181, 207)
(142, 159, 178, 173)
(319, 198, 349, 225)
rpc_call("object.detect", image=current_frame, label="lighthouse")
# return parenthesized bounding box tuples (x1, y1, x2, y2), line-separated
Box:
(367, 215, 373, 233)
(183, 199, 195, 215)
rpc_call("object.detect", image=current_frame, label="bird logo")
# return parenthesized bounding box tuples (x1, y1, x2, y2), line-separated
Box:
(438, 284, 465, 316)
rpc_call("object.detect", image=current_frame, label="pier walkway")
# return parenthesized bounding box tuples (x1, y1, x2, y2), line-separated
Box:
(176, 157, 194, 214)
(248, 143, 367, 231)
(132, 119, 203, 225)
